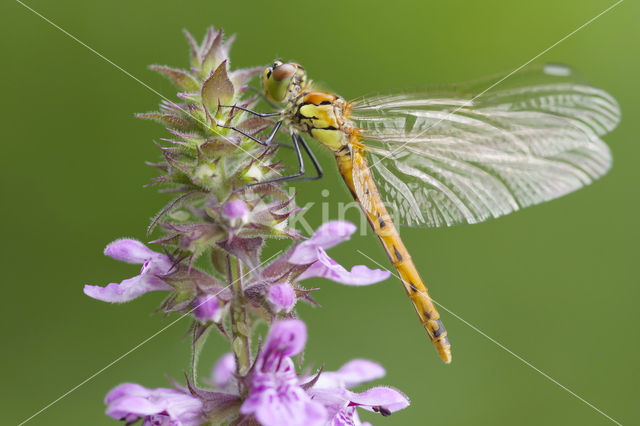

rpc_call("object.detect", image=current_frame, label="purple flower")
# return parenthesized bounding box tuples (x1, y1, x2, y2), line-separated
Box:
(289, 221, 356, 264)
(289, 221, 390, 286)
(193, 295, 223, 323)
(267, 283, 296, 313)
(308, 359, 410, 425)
(240, 320, 327, 426)
(105, 383, 203, 426)
(84, 239, 173, 303)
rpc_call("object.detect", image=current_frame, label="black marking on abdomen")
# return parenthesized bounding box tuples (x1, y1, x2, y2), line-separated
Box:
(423, 310, 431, 320)
(432, 319, 445, 338)
(393, 246, 403, 262)
(409, 282, 418, 293)
(378, 214, 386, 228)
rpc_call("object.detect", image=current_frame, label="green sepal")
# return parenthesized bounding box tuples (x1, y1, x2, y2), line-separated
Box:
(183, 29, 201, 70)
(201, 61, 235, 119)
(137, 112, 195, 132)
(230, 66, 264, 89)
(200, 138, 238, 156)
(200, 28, 224, 78)
(149, 65, 200, 92)
(160, 278, 197, 312)
(189, 323, 212, 386)
(210, 245, 228, 276)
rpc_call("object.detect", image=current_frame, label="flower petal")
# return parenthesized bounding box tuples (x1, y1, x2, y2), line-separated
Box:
(313, 359, 386, 389)
(335, 359, 386, 388)
(267, 283, 296, 313)
(85, 241, 174, 303)
(105, 383, 150, 404)
(306, 221, 356, 250)
(289, 221, 356, 264)
(106, 396, 163, 420)
(346, 386, 410, 413)
(84, 274, 172, 303)
(306, 388, 348, 419)
(352, 409, 372, 426)
(241, 377, 326, 426)
(163, 393, 204, 425)
(104, 239, 157, 264)
(104, 384, 203, 425)
(329, 406, 364, 426)
(142, 414, 172, 426)
(262, 319, 307, 362)
(298, 248, 390, 286)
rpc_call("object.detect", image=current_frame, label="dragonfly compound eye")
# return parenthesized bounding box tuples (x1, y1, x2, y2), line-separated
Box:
(272, 63, 296, 82)
(263, 61, 306, 104)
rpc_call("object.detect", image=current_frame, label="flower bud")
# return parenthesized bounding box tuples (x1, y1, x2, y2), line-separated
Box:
(193, 295, 223, 323)
(222, 200, 249, 219)
(267, 283, 296, 313)
(222, 199, 249, 228)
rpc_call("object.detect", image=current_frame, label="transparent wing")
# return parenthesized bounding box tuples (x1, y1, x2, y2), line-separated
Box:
(349, 64, 620, 228)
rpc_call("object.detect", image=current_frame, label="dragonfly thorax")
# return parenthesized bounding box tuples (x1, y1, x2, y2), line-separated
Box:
(286, 91, 353, 151)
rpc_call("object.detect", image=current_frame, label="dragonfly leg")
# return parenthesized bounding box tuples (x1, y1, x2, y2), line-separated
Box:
(221, 116, 294, 150)
(289, 135, 323, 181)
(245, 133, 309, 188)
(219, 104, 280, 118)
(218, 120, 283, 146)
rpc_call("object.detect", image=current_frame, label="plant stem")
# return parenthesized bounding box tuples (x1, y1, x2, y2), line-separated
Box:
(236, 260, 252, 369)
(228, 254, 250, 381)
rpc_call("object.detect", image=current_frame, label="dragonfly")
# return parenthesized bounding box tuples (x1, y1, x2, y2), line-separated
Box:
(221, 60, 620, 363)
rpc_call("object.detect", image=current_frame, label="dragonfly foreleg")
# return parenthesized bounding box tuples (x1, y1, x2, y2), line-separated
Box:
(292, 135, 323, 181)
(218, 120, 283, 146)
(219, 104, 281, 118)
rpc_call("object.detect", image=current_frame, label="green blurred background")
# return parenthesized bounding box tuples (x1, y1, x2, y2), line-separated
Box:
(2, 0, 638, 424)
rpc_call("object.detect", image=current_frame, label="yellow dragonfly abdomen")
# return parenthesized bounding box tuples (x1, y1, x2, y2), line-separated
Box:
(290, 89, 452, 363)
(336, 143, 452, 363)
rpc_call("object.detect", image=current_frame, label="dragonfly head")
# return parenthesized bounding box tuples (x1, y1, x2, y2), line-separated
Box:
(262, 60, 307, 104)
